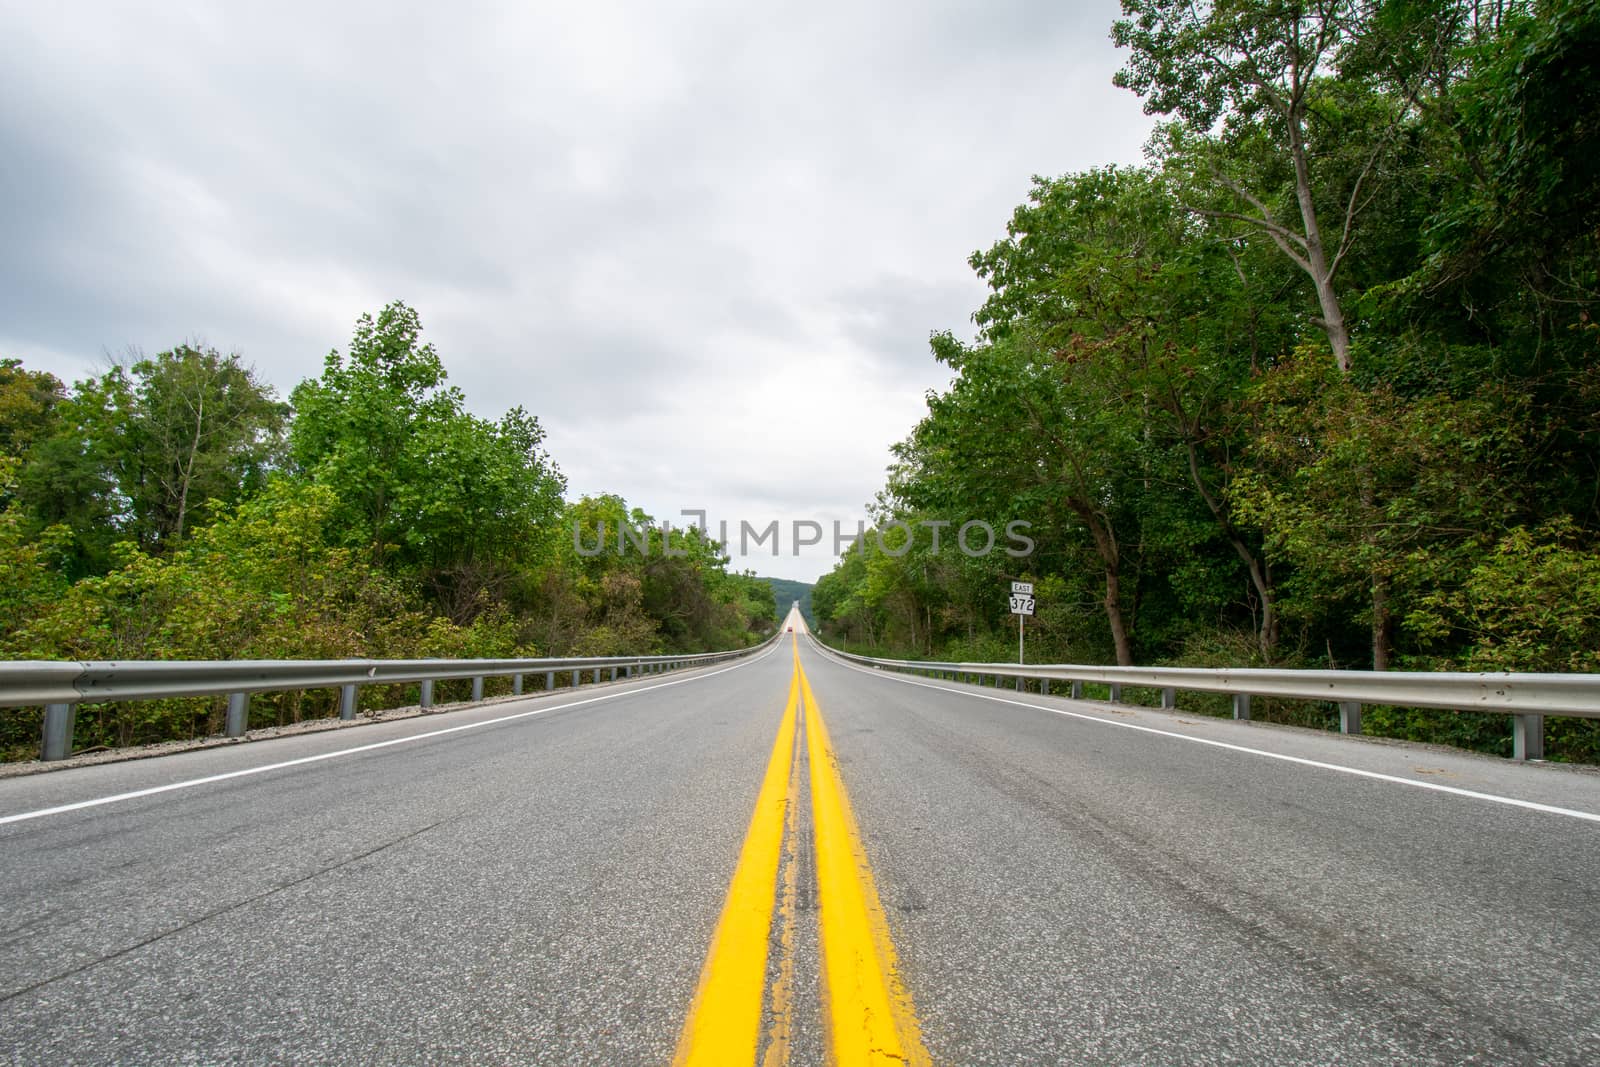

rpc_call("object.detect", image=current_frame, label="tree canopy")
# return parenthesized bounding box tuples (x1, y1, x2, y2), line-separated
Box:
(815, 0, 1600, 761)
(0, 304, 775, 760)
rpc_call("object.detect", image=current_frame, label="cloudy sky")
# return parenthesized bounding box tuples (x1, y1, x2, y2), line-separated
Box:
(1, 0, 1155, 582)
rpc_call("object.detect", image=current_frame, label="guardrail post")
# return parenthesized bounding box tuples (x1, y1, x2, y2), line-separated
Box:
(572, 669, 581, 688)
(1071, 681, 1083, 699)
(471, 677, 484, 702)
(1015, 676, 1024, 692)
(545, 670, 555, 691)
(339, 684, 358, 720)
(1233, 693, 1251, 720)
(593, 668, 602, 684)
(512, 673, 524, 695)
(41, 703, 75, 761)
(610, 667, 618, 682)
(1513, 714, 1544, 761)
(1161, 687, 1177, 709)
(1339, 701, 1362, 734)
(1108, 684, 1122, 703)
(226, 692, 250, 737)
(420, 680, 435, 709)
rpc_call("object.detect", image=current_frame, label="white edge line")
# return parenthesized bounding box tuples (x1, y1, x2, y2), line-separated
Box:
(808, 640, 1600, 826)
(0, 643, 782, 827)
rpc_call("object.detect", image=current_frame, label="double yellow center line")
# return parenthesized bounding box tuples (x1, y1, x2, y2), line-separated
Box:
(672, 640, 930, 1066)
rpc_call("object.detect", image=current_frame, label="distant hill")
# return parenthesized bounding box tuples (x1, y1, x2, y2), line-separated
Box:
(759, 577, 814, 625)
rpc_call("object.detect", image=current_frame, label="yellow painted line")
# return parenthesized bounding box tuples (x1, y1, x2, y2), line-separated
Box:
(797, 651, 931, 1066)
(759, 689, 804, 1067)
(672, 671, 801, 1066)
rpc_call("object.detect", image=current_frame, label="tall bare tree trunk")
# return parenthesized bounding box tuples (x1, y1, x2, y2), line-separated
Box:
(1371, 574, 1393, 670)
(1359, 477, 1391, 669)
(1072, 499, 1135, 666)
(1102, 561, 1134, 667)
(1184, 441, 1279, 660)
(1287, 118, 1352, 372)
(174, 391, 205, 544)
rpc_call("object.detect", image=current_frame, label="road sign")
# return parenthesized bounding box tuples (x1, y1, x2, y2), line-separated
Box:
(1011, 581, 1033, 595)
(1009, 594, 1035, 616)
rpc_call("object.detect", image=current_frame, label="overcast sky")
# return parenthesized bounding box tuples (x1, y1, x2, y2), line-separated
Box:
(0, 0, 1154, 582)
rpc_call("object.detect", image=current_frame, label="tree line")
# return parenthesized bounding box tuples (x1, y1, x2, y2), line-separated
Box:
(813, 0, 1600, 760)
(0, 303, 776, 759)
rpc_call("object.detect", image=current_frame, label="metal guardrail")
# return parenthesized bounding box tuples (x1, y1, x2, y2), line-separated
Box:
(4, 633, 779, 762)
(817, 642, 1600, 761)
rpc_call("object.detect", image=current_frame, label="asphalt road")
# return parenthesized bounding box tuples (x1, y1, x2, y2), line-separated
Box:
(3, 618, 1599, 1065)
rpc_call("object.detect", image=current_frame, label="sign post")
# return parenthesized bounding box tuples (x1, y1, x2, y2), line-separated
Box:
(1009, 581, 1035, 663)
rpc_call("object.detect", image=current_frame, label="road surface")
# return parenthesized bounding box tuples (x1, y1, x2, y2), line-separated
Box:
(3, 611, 1598, 1064)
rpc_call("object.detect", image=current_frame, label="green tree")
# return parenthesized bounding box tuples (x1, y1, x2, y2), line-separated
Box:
(1231, 347, 1530, 667)
(0, 359, 66, 462)
(970, 166, 1297, 657)
(548, 495, 770, 655)
(14, 370, 129, 577)
(289, 302, 566, 613)
(894, 329, 1154, 664)
(1113, 0, 1466, 371)
(119, 345, 287, 550)
(10, 349, 285, 569)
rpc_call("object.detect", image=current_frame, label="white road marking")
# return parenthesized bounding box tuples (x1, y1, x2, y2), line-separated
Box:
(0, 643, 781, 827)
(810, 642, 1600, 826)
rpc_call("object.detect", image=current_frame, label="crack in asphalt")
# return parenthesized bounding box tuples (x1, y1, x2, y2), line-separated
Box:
(0, 818, 453, 1006)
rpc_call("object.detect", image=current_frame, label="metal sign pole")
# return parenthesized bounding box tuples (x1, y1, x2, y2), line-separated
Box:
(1009, 580, 1034, 666)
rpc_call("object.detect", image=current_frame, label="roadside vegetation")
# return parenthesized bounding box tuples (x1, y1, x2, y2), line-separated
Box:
(0, 305, 776, 759)
(812, 0, 1600, 761)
